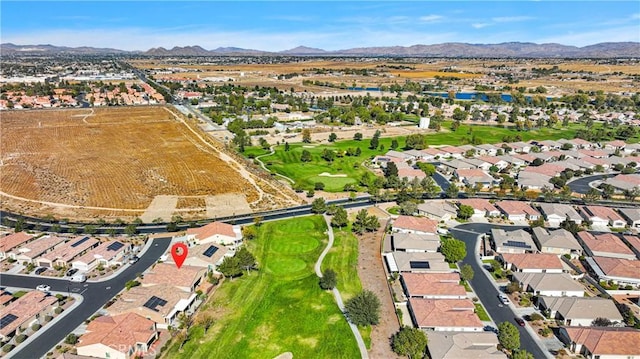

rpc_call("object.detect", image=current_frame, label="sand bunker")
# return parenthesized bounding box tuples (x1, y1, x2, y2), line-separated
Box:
(318, 172, 348, 178)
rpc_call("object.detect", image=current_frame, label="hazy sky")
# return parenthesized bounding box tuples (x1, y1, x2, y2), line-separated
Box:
(2, 1, 639, 51)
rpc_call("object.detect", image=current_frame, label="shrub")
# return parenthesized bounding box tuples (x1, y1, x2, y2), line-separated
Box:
(2, 344, 15, 353)
(44, 315, 53, 322)
(529, 313, 544, 322)
(539, 327, 552, 337)
(54, 307, 63, 314)
(15, 334, 27, 344)
(31, 323, 41, 331)
(65, 333, 78, 345)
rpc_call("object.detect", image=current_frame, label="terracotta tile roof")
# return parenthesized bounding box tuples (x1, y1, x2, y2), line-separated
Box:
(458, 198, 498, 213)
(13, 235, 65, 259)
(401, 273, 466, 297)
(579, 149, 608, 158)
(409, 298, 482, 329)
(592, 256, 640, 279)
(501, 253, 564, 270)
(582, 206, 625, 223)
(393, 215, 438, 233)
(522, 163, 565, 177)
(495, 201, 540, 216)
(0, 291, 57, 337)
(0, 293, 13, 306)
(141, 263, 204, 290)
(455, 169, 493, 181)
(622, 235, 640, 253)
(107, 284, 192, 320)
(40, 236, 99, 263)
(440, 146, 464, 154)
(477, 156, 504, 165)
(74, 240, 130, 264)
(606, 140, 627, 148)
(513, 153, 536, 162)
(186, 221, 236, 240)
(79, 313, 156, 351)
(0, 232, 34, 253)
(577, 232, 634, 256)
(564, 327, 640, 356)
(397, 168, 426, 179)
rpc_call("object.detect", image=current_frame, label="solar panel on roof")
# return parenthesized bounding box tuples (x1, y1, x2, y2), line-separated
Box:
(143, 296, 168, 312)
(504, 240, 532, 249)
(71, 236, 90, 248)
(409, 261, 431, 269)
(0, 314, 18, 328)
(107, 242, 124, 251)
(203, 245, 218, 258)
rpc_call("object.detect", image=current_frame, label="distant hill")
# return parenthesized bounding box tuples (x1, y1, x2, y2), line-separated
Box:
(2, 41, 639, 57)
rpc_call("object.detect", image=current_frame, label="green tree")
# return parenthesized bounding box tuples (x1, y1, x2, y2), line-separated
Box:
(302, 129, 312, 143)
(369, 130, 381, 149)
(319, 268, 337, 290)
(445, 183, 459, 199)
(65, 333, 78, 345)
(512, 349, 534, 359)
(460, 264, 474, 281)
(242, 226, 257, 241)
(584, 187, 601, 203)
(311, 197, 327, 214)
(300, 149, 312, 162)
(344, 290, 381, 326)
(405, 134, 428, 150)
(284, 141, 290, 151)
(124, 224, 137, 236)
(218, 256, 242, 279)
(440, 238, 466, 263)
(391, 326, 428, 359)
(197, 314, 215, 334)
(385, 162, 399, 178)
(83, 225, 97, 235)
(331, 207, 349, 228)
(235, 247, 257, 273)
(354, 132, 363, 141)
(391, 139, 399, 149)
(328, 132, 337, 142)
(457, 204, 474, 220)
(416, 162, 436, 176)
(399, 201, 418, 215)
(498, 321, 520, 351)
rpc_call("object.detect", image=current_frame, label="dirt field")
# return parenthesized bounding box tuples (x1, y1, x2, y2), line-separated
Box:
(0, 106, 300, 221)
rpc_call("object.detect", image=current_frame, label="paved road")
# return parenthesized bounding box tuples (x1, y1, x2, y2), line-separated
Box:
(450, 223, 552, 359)
(2, 237, 172, 359)
(567, 173, 615, 194)
(316, 215, 369, 359)
(433, 172, 450, 191)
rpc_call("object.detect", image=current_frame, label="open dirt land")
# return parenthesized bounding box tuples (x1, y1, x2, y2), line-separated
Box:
(0, 106, 300, 221)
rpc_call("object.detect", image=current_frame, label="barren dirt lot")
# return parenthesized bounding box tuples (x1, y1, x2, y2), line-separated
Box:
(0, 106, 298, 220)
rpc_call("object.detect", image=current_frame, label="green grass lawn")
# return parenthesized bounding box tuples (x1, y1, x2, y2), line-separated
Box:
(244, 122, 587, 192)
(474, 303, 491, 321)
(323, 222, 372, 348)
(163, 216, 360, 359)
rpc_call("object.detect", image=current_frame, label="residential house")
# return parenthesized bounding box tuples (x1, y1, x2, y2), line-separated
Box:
(581, 156, 610, 170)
(12, 235, 66, 263)
(385, 150, 415, 162)
(510, 142, 532, 153)
(439, 146, 465, 159)
(576, 232, 636, 260)
(0, 291, 58, 341)
(537, 296, 623, 326)
(499, 253, 564, 273)
(495, 201, 541, 221)
(498, 155, 525, 168)
(0, 232, 35, 260)
(408, 298, 483, 332)
(398, 167, 427, 181)
(531, 227, 583, 257)
(177, 243, 229, 271)
(618, 208, 640, 228)
(400, 273, 466, 299)
(477, 156, 509, 170)
(460, 158, 493, 172)
(428, 332, 507, 359)
(77, 313, 158, 359)
(580, 206, 627, 228)
(604, 140, 626, 151)
(559, 326, 640, 359)
(606, 173, 640, 192)
(568, 138, 593, 149)
(72, 240, 130, 272)
(454, 169, 495, 189)
(512, 153, 536, 164)
(440, 159, 477, 174)
(512, 272, 584, 297)
(389, 252, 451, 273)
(392, 233, 441, 253)
(621, 235, 640, 260)
(106, 284, 196, 329)
(36, 236, 99, 268)
(517, 171, 553, 190)
(184, 221, 240, 246)
(140, 263, 206, 293)
(536, 202, 583, 227)
(491, 229, 537, 254)
(474, 144, 499, 156)
(457, 199, 501, 219)
(392, 215, 439, 235)
(579, 149, 609, 159)
(585, 256, 640, 287)
(404, 149, 429, 161)
(416, 201, 457, 222)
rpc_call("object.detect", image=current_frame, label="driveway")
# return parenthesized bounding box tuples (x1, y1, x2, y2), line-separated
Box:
(451, 223, 553, 359)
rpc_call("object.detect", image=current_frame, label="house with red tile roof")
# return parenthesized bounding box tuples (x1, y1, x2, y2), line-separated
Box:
(500, 253, 565, 273)
(576, 232, 636, 260)
(36, 236, 99, 268)
(400, 273, 466, 299)
(0, 232, 35, 260)
(621, 235, 640, 259)
(140, 263, 206, 293)
(495, 201, 541, 221)
(0, 291, 58, 341)
(559, 327, 640, 359)
(12, 235, 66, 263)
(77, 313, 158, 359)
(454, 169, 495, 189)
(397, 168, 426, 181)
(580, 206, 626, 228)
(513, 272, 585, 297)
(392, 215, 438, 235)
(72, 240, 131, 272)
(185, 221, 240, 246)
(538, 296, 623, 326)
(407, 298, 483, 332)
(457, 199, 500, 218)
(585, 256, 640, 287)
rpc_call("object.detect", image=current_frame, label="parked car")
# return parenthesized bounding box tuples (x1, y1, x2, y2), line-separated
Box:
(34, 267, 47, 275)
(129, 256, 139, 264)
(36, 284, 51, 292)
(70, 274, 86, 283)
(515, 317, 526, 326)
(66, 268, 78, 277)
(498, 293, 510, 305)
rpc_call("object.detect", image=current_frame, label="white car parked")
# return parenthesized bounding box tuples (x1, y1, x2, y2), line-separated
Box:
(36, 284, 51, 292)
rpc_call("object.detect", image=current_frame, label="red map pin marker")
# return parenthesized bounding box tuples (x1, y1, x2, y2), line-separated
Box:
(171, 242, 188, 269)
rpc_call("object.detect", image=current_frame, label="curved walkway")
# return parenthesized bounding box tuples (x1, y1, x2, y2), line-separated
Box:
(316, 215, 369, 359)
(255, 146, 295, 184)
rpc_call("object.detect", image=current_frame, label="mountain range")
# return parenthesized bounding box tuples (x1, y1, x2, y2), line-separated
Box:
(2, 42, 639, 58)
